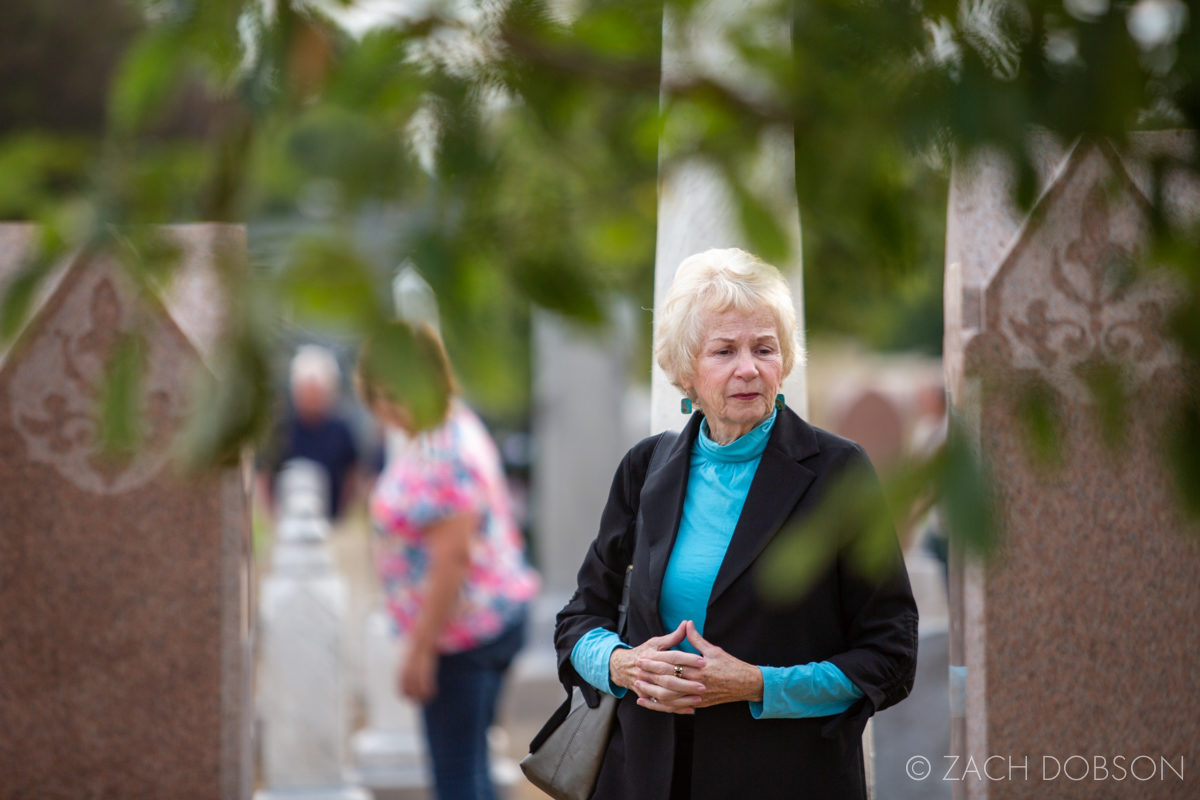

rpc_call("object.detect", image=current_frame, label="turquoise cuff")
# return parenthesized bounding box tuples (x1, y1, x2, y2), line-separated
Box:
(749, 661, 864, 719)
(570, 627, 630, 697)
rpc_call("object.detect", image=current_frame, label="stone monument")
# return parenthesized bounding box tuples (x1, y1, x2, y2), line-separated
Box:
(944, 132, 1200, 798)
(256, 459, 369, 800)
(531, 306, 638, 598)
(0, 224, 253, 798)
(348, 607, 428, 800)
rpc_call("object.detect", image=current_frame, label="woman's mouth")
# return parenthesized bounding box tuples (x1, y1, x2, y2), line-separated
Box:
(731, 393, 759, 401)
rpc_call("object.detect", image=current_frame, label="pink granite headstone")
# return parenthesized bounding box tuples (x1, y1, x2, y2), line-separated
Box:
(0, 224, 252, 798)
(833, 388, 906, 472)
(943, 134, 1200, 798)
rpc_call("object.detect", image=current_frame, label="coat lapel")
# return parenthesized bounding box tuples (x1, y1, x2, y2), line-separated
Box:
(634, 416, 699, 633)
(708, 408, 820, 608)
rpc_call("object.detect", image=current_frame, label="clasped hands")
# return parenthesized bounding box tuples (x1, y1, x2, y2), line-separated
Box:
(608, 620, 763, 715)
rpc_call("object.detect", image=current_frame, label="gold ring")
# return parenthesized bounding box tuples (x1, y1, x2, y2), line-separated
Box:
(674, 665, 683, 678)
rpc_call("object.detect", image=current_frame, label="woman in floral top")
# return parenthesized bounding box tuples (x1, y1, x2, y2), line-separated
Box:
(357, 321, 539, 800)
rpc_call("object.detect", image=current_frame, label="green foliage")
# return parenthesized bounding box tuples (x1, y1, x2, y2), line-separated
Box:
(114, 227, 185, 291)
(1, 0, 1199, 545)
(97, 332, 146, 456)
(357, 319, 453, 431)
(1078, 359, 1130, 450)
(0, 136, 94, 217)
(941, 413, 999, 558)
(732, 179, 790, 267)
(1167, 388, 1200, 519)
(1014, 376, 1065, 470)
(176, 315, 275, 467)
(1167, 278, 1200, 519)
(108, 28, 191, 135)
(0, 220, 70, 340)
(281, 232, 389, 329)
(759, 411, 998, 603)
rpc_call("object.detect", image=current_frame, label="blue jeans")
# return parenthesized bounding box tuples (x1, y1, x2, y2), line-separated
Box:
(422, 613, 526, 800)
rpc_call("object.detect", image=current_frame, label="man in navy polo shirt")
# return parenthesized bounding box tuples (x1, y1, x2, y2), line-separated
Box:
(261, 344, 362, 522)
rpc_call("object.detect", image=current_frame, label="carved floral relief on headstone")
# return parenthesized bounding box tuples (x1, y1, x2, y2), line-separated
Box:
(8, 255, 190, 493)
(970, 156, 1177, 403)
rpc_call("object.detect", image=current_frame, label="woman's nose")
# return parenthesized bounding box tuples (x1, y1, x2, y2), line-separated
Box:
(734, 349, 758, 377)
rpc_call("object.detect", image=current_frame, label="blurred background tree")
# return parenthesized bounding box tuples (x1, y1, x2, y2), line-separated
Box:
(0, 0, 1197, 525)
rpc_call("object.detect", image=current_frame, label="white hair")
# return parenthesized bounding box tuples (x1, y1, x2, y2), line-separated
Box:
(289, 344, 341, 393)
(654, 248, 803, 392)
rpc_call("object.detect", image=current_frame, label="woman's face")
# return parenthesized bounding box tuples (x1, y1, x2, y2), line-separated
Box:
(683, 307, 784, 445)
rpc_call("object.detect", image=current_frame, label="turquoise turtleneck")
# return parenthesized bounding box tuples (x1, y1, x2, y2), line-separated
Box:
(570, 409, 863, 719)
(659, 410, 777, 650)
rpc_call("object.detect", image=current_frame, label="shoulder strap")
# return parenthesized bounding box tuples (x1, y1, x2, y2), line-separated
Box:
(617, 430, 678, 636)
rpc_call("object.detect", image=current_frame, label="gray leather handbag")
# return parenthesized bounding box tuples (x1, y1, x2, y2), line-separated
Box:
(519, 616, 622, 800)
(520, 432, 675, 800)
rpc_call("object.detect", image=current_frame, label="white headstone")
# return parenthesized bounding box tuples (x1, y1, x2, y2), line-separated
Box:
(349, 608, 429, 798)
(256, 459, 369, 800)
(532, 307, 637, 596)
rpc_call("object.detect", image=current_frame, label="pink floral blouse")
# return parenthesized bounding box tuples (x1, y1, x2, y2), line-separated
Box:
(369, 401, 540, 653)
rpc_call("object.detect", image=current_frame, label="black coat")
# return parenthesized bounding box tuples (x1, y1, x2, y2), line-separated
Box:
(555, 407, 918, 800)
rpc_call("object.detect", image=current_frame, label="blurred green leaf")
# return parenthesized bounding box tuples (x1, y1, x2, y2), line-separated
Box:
(0, 222, 70, 342)
(1168, 281, 1200, 358)
(176, 325, 273, 468)
(114, 227, 184, 293)
(510, 255, 605, 324)
(1014, 376, 1064, 470)
(108, 29, 190, 135)
(732, 178, 789, 266)
(759, 511, 839, 603)
(759, 460, 898, 603)
(323, 29, 423, 114)
(942, 412, 999, 557)
(1167, 387, 1200, 519)
(280, 234, 388, 329)
(1077, 358, 1128, 450)
(357, 319, 450, 432)
(97, 332, 145, 457)
(285, 105, 406, 199)
(0, 135, 94, 218)
(0, 256, 51, 344)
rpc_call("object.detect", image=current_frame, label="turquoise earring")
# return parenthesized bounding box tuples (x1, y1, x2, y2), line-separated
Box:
(680, 397, 693, 414)
(775, 394, 785, 411)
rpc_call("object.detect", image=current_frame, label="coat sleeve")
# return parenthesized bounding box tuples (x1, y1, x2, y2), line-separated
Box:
(822, 442, 919, 736)
(553, 435, 661, 702)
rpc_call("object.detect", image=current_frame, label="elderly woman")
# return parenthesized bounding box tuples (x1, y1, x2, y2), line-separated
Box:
(357, 321, 539, 800)
(555, 248, 918, 799)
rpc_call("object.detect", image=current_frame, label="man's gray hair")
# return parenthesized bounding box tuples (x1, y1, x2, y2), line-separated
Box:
(290, 344, 341, 393)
